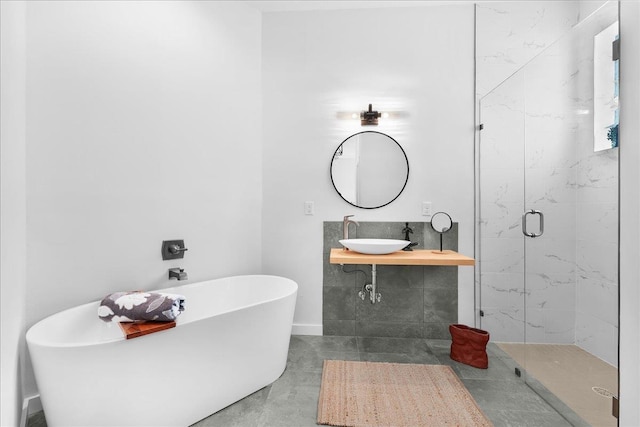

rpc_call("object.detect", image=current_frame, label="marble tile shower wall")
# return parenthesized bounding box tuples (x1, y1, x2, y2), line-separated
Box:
(323, 221, 458, 339)
(573, 4, 619, 366)
(476, 1, 581, 345)
(478, 75, 528, 343)
(475, 2, 579, 99)
(478, 2, 618, 366)
(523, 38, 581, 346)
(480, 37, 582, 345)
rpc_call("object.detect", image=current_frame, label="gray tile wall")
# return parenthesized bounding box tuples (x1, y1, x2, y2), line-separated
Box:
(323, 221, 459, 339)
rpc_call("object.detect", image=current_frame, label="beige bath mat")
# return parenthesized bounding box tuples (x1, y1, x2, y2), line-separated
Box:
(317, 360, 493, 427)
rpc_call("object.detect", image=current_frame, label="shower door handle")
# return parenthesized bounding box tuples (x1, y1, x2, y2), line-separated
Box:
(522, 209, 544, 238)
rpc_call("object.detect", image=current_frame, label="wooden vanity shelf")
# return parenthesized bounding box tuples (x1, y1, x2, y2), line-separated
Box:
(329, 248, 475, 266)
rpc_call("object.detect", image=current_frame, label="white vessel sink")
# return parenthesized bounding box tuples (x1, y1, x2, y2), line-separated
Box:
(339, 239, 411, 255)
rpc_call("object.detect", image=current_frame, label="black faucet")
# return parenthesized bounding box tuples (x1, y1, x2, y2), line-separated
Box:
(402, 222, 419, 251)
(169, 268, 188, 280)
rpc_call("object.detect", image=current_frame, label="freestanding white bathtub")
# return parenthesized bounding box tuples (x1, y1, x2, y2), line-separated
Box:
(26, 275, 298, 427)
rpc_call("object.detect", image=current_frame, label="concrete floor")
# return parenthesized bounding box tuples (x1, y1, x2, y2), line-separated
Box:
(28, 335, 584, 427)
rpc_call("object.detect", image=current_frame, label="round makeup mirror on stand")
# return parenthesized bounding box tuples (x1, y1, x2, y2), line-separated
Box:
(430, 211, 453, 253)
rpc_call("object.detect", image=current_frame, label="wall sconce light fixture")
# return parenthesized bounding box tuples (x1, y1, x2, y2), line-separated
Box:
(361, 104, 381, 126)
(337, 103, 400, 125)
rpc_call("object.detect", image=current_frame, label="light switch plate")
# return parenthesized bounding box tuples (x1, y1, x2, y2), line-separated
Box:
(304, 201, 314, 215)
(422, 201, 432, 216)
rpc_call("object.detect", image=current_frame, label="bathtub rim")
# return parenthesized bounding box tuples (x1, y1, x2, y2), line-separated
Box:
(26, 274, 298, 349)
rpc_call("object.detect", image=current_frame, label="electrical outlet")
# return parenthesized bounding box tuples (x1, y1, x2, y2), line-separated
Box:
(422, 201, 432, 216)
(304, 201, 314, 215)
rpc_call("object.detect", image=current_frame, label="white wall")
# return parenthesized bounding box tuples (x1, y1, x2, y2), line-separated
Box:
(619, 1, 640, 425)
(262, 5, 476, 334)
(23, 0, 262, 397)
(0, 2, 27, 425)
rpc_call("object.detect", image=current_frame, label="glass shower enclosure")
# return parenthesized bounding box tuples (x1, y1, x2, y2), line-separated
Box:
(478, 2, 619, 426)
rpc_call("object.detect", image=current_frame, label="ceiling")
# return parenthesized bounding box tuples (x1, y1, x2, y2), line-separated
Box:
(244, 1, 467, 13)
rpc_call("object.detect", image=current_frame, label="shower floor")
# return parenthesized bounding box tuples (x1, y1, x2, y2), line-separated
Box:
(498, 343, 618, 427)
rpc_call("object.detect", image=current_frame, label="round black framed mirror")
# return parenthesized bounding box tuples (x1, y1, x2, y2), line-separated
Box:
(330, 131, 409, 209)
(430, 211, 453, 253)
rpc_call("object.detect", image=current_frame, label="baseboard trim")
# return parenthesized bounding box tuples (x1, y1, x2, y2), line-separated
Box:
(292, 323, 322, 336)
(19, 394, 40, 427)
(18, 397, 28, 427)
